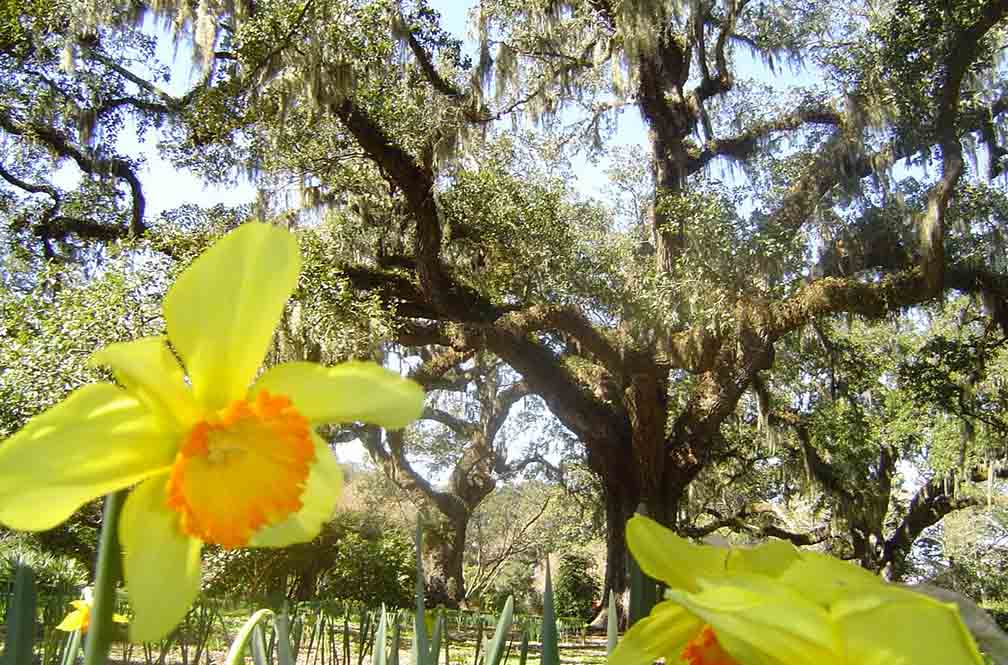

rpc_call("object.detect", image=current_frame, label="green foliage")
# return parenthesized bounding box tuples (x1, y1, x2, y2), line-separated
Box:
(0, 258, 166, 436)
(0, 538, 87, 596)
(485, 562, 537, 616)
(551, 553, 599, 622)
(205, 510, 413, 607)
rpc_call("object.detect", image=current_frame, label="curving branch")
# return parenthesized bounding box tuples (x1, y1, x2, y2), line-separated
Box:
(682, 505, 830, 546)
(765, 264, 1008, 340)
(484, 379, 531, 444)
(0, 109, 146, 236)
(403, 28, 463, 100)
(361, 426, 463, 519)
(881, 473, 978, 573)
(915, 1, 1008, 293)
(422, 406, 476, 437)
(494, 305, 626, 375)
(686, 103, 843, 172)
(690, 0, 750, 105)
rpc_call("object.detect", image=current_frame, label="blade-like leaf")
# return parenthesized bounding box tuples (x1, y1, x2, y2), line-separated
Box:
(274, 610, 295, 665)
(390, 611, 400, 665)
(413, 523, 429, 665)
(484, 596, 514, 665)
(540, 560, 559, 665)
(373, 606, 389, 665)
(606, 590, 618, 656)
(250, 624, 270, 665)
(59, 621, 82, 665)
(2, 562, 37, 665)
(225, 609, 275, 665)
(428, 611, 444, 665)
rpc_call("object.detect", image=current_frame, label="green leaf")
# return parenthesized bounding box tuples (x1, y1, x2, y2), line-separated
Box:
(59, 628, 82, 665)
(1, 562, 36, 665)
(274, 611, 295, 665)
(412, 523, 430, 665)
(373, 605, 388, 665)
(250, 624, 270, 665)
(607, 590, 618, 656)
(540, 560, 559, 665)
(224, 609, 275, 665)
(484, 596, 514, 665)
(428, 611, 444, 665)
(389, 612, 400, 665)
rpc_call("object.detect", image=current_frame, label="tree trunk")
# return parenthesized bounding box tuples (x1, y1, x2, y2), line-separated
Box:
(589, 477, 637, 629)
(423, 510, 469, 608)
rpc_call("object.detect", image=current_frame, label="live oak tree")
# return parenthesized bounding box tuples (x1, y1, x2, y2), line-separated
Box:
(6, 0, 1008, 622)
(358, 351, 552, 607)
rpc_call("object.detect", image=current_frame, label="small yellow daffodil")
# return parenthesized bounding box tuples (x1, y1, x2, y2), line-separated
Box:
(0, 224, 425, 642)
(611, 515, 985, 665)
(56, 591, 129, 634)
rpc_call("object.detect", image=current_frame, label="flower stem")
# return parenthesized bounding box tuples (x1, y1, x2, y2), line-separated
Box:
(83, 490, 126, 665)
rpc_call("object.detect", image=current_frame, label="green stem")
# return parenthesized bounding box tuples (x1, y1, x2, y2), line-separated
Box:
(83, 490, 126, 665)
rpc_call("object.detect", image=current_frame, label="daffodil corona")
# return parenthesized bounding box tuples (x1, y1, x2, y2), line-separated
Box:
(0, 224, 425, 642)
(610, 515, 985, 665)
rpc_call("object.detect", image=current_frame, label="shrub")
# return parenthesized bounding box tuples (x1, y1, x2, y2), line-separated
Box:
(204, 509, 413, 607)
(552, 552, 599, 621)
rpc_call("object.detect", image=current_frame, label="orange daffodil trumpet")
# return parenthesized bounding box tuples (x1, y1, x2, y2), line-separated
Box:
(0, 224, 425, 642)
(611, 515, 985, 665)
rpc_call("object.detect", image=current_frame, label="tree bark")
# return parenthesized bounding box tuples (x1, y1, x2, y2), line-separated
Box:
(590, 476, 636, 629)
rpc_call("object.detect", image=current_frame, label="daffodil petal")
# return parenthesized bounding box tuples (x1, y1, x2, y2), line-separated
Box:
(249, 434, 342, 548)
(0, 384, 176, 531)
(626, 514, 726, 591)
(56, 609, 87, 632)
(120, 475, 202, 643)
(163, 223, 300, 411)
(70, 600, 89, 611)
(666, 576, 842, 665)
(253, 361, 424, 429)
(777, 550, 886, 606)
(608, 600, 701, 665)
(89, 338, 202, 433)
(832, 587, 984, 665)
(725, 538, 800, 578)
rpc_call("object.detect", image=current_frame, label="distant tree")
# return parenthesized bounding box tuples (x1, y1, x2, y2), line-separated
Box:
(552, 552, 600, 622)
(360, 351, 551, 607)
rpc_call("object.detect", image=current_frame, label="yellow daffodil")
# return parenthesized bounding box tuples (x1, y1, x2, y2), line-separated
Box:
(0, 224, 425, 642)
(56, 591, 129, 634)
(610, 515, 985, 665)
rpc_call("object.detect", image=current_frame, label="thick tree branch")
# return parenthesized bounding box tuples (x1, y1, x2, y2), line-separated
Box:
(687, 103, 843, 172)
(881, 474, 978, 571)
(422, 406, 476, 437)
(361, 427, 464, 519)
(682, 505, 830, 546)
(404, 28, 463, 99)
(0, 109, 146, 236)
(82, 46, 205, 111)
(765, 265, 1008, 340)
(485, 379, 531, 444)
